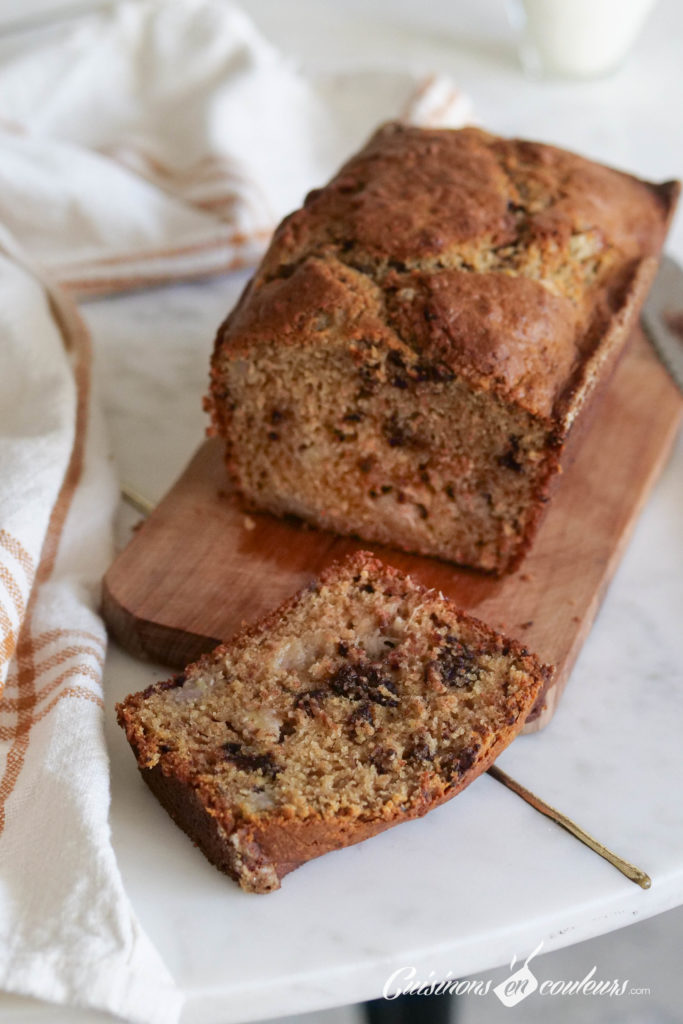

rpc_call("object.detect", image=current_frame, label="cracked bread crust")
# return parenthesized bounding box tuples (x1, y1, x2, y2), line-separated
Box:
(208, 125, 678, 573)
(117, 552, 547, 893)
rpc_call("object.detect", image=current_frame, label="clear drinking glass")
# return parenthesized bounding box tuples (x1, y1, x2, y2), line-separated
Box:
(508, 0, 658, 79)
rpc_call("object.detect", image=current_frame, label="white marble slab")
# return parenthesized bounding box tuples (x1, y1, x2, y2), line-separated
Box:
(80, 264, 682, 1022)
(89, 2, 683, 1017)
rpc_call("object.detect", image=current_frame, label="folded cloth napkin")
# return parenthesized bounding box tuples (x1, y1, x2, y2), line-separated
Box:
(0, 229, 182, 1024)
(0, 0, 471, 299)
(0, 1, 470, 1021)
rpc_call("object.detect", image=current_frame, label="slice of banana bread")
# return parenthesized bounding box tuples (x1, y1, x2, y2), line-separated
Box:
(207, 124, 678, 573)
(117, 551, 547, 893)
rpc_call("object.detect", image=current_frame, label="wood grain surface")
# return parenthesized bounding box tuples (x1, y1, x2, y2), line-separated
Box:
(102, 327, 682, 731)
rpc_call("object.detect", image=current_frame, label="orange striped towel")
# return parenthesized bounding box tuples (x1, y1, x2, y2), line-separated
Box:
(0, 0, 471, 300)
(0, 233, 182, 1021)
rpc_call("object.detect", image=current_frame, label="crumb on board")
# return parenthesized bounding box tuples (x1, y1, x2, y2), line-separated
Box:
(243, 515, 256, 531)
(520, 620, 534, 630)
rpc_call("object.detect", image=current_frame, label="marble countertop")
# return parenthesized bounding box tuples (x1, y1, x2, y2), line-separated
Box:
(96, 278, 683, 1024)
(2, 1, 683, 1022)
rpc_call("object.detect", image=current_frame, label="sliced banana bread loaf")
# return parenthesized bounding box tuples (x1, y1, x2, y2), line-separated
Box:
(117, 551, 547, 893)
(207, 124, 678, 573)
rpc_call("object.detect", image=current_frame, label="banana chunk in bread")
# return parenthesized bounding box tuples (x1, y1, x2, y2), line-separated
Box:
(207, 124, 678, 573)
(117, 552, 547, 893)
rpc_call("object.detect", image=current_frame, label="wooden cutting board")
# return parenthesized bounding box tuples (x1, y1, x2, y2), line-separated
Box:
(102, 326, 682, 732)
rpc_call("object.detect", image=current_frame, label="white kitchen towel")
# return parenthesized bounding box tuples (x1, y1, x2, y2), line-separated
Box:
(0, 0, 471, 299)
(0, 228, 182, 1023)
(0, 2, 471, 1021)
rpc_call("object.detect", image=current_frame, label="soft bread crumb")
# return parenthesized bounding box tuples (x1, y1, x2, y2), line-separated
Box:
(117, 552, 547, 893)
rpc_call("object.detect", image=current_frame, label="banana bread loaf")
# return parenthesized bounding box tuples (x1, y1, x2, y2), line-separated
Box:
(207, 124, 678, 573)
(117, 551, 546, 893)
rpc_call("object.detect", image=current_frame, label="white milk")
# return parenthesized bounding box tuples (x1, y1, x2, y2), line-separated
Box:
(518, 0, 657, 78)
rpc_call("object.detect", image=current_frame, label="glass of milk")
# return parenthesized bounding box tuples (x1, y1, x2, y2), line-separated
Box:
(509, 0, 658, 79)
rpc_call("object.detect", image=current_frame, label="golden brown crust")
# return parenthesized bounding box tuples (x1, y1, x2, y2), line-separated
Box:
(384, 268, 578, 421)
(261, 125, 674, 276)
(210, 124, 678, 425)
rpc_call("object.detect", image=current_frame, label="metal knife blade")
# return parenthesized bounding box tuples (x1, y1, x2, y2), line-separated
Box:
(641, 255, 683, 395)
